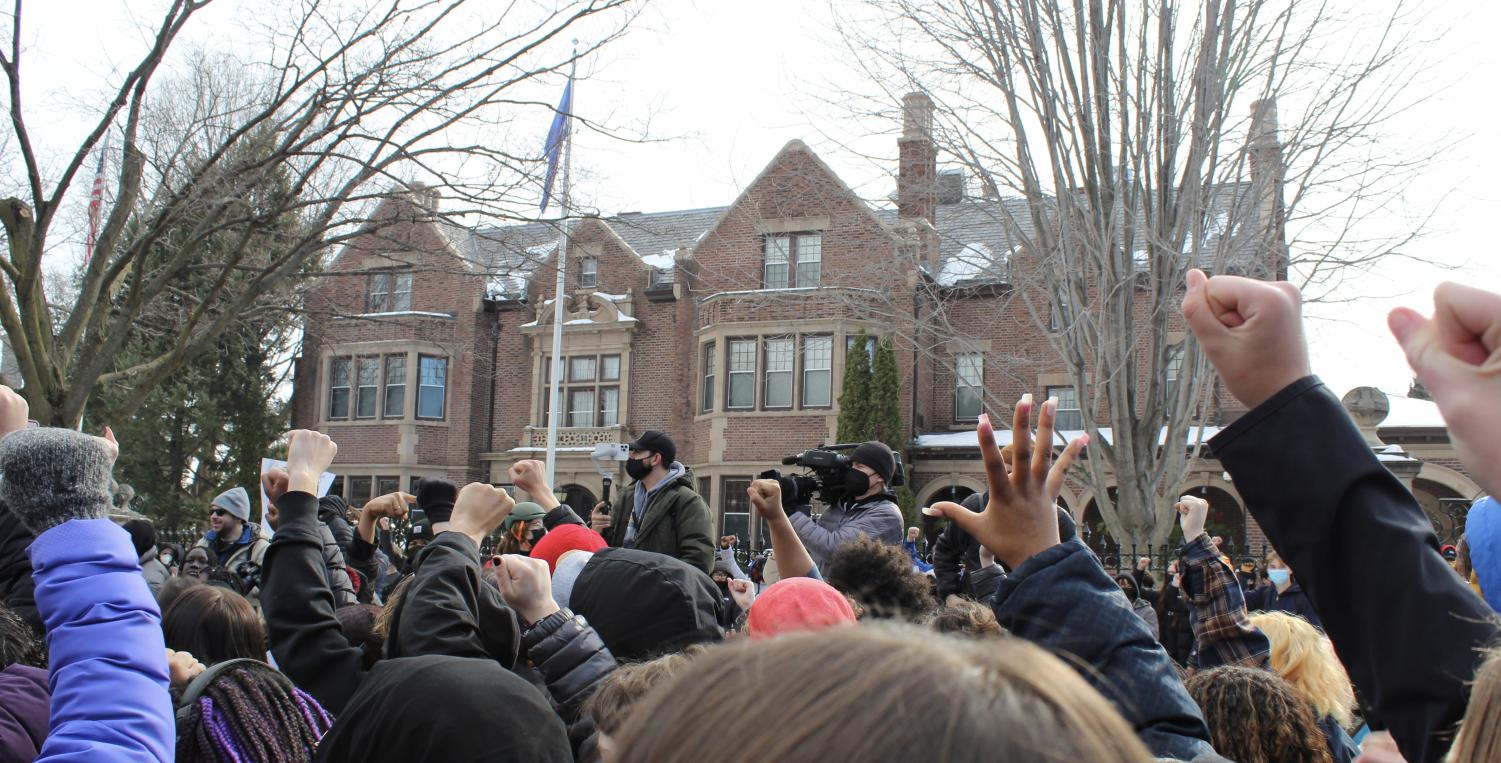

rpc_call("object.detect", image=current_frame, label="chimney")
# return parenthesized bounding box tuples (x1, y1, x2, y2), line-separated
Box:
(897, 92, 937, 225)
(937, 169, 964, 205)
(1248, 99, 1287, 278)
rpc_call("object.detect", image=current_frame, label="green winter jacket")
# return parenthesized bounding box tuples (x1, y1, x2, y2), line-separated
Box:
(602, 466, 714, 574)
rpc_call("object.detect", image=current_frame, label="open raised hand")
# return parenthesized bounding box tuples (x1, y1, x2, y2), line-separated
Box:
(449, 482, 516, 547)
(1389, 282, 1501, 498)
(1180, 269, 1311, 410)
(285, 430, 337, 495)
(923, 396, 1087, 570)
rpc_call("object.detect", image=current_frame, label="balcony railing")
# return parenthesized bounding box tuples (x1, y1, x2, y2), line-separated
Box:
(525, 425, 627, 448)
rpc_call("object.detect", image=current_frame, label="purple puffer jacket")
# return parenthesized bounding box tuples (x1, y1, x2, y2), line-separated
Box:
(0, 664, 49, 761)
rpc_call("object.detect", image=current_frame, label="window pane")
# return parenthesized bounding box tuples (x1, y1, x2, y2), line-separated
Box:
(600, 355, 621, 381)
(376, 476, 399, 498)
(796, 234, 821, 287)
(599, 387, 619, 427)
(1048, 386, 1083, 431)
(393, 273, 412, 311)
(955, 354, 983, 421)
(357, 358, 379, 418)
(764, 236, 790, 289)
(764, 338, 793, 408)
(329, 475, 345, 499)
(329, 358, 351, 419)
(383, 355, 406, 418)
(568, 389, 596, 428)
(701, 344, 716, 412)
(348, 476, 372, 507)
(369, 273, 389, 312)
(802, 336, 832, 407)
(721, 478, 751, 544)
(579, 257, 598, 289)
(418, 356, 447, 419)
(728, 340, 756, 408)
(569, 356, 597, 382)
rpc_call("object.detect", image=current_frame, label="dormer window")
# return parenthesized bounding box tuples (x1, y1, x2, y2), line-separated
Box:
(578, 256, 599, 289)
(763, 233, 822, 289)
(369, 270, 413, 312)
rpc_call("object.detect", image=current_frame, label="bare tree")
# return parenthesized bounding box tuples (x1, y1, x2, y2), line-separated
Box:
(0, 0, 640, 425)
(823, 0, 1439, 545)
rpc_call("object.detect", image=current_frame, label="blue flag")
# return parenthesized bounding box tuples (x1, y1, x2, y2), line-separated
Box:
(540, 78, 573, 213)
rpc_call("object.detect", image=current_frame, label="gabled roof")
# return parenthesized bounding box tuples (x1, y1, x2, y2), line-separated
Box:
(893, 182, 1269, 288)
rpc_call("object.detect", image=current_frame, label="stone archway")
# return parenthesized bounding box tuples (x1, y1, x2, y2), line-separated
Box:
(1412, 477, 1468, 545)
(914, 480, 980, 550)
(557, 484, 598, 516)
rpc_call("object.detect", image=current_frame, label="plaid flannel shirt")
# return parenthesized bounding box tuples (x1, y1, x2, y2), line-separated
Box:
(1180, 532, 1270, 670)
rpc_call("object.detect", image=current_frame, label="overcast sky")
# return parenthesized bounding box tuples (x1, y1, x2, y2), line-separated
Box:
(18, 0, 1501, 403)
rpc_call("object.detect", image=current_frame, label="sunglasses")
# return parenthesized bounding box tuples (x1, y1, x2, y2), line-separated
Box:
(209, 508, 230, 517)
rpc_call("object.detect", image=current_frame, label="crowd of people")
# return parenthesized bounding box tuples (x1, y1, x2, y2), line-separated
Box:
(0, 271, 1497, 762)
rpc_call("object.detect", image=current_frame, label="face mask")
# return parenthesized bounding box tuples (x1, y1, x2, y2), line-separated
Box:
(625, 456, 653, 481)
(1267, 569, 1291, 588)
(160, 554, 174, 566)
(843, 469, 871, 498)
(527, 526, 547, 547)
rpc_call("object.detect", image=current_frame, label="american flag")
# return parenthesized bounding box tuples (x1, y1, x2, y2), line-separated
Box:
(84, 136, 109, 265)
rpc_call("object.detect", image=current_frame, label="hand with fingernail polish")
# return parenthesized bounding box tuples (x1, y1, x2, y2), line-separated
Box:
(922, 395, 1088, 570)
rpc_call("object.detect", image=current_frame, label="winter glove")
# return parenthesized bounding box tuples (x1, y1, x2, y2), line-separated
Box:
(0, 428, 115, 533)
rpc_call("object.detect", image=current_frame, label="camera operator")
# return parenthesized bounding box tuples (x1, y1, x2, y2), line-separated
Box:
(787, 441, 904, 575)
(589, 430, 715, 574)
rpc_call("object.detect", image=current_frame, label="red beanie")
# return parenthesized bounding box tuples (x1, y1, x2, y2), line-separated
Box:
(746, 577, 857, 640)
(529, 524, 608, 573)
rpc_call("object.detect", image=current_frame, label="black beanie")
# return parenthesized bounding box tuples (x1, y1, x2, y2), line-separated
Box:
(851, 441, 896, 484)
(123, 518, 156, 557)
(415, 478, 457, 524)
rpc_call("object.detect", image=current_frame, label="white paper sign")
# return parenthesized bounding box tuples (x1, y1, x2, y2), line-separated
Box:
(259, 457, 337, 527)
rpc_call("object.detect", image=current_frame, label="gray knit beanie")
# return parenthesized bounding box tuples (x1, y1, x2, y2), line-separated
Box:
(0, 428, 115, 533)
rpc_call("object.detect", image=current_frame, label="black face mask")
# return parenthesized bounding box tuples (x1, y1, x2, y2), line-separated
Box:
(843, 469, 872, 499)
(527, 526, 547, 547)
(625, 456, 653, 481)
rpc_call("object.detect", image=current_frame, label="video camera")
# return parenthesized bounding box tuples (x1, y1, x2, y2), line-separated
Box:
(758, 443, 905, 507)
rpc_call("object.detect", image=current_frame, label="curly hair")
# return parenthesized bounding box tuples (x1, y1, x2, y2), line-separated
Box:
(826, 536, 934, 621)
(1251, 611, 1357, 729)
(1186, 665, 1332, 763)
(928, 599, 1005, 638)
(0, 602, 44, 669)
(175, 660, 334, 763)
(585, 646, 707, 736)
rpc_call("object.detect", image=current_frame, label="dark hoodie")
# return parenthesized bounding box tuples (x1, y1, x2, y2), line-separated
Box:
(314, 655, 571, 763)
(318, 495, 355, 556)
(568, 547, 724, 662)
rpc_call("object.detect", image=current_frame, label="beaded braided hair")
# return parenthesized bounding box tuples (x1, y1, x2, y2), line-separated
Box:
(175, 660, 334, 763)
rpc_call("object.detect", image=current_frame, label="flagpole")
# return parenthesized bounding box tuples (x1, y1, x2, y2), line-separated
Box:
(544, 50, 577, 487)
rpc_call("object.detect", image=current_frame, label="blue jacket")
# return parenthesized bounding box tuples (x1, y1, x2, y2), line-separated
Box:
(31, 519, 172, 762)
(992, 539, 1225, 762)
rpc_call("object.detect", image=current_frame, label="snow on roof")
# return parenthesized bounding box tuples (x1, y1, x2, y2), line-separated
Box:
(641, 250, 676, 269)
(912, 426, 1218, 450)
(1379, 395, 1445, 429)
(936, 243, 1010, 287)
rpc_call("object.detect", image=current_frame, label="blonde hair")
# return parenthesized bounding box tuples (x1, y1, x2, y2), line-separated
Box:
(1453, 648, 1501, 762)
(613, 624, 1154, 763)
(1250, 611, 1356, 728)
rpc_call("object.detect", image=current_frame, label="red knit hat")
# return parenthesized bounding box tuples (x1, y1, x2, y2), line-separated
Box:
(529, 524, 608, 573)
(746, 577, 857, 640)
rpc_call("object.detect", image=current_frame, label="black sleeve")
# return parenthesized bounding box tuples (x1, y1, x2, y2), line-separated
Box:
(1210, 377, 1500, 763)
(0, 501, 39, 635)
(261, 492, 368, 714)
(346, 533, 379, 589)
(326, 513, 355, 556)
(523, 610, 617, 725)
(378, 528, 405, 571)
(387, 532, 522, 668)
